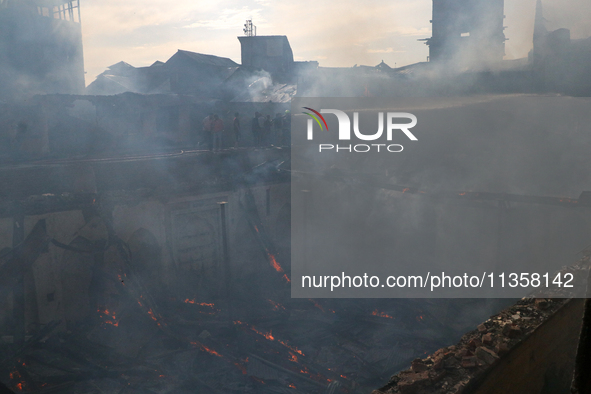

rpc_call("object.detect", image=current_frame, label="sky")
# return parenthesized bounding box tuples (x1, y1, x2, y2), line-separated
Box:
(80, 0, 591, 86)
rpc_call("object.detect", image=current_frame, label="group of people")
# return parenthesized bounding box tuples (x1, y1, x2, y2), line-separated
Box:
(201, 113, 226, 151)
(200, 111, 291, 151)
(250, 112, 289, 147)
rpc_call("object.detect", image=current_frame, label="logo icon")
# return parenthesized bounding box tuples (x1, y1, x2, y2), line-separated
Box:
(302, 107, 328, 132)
(302, 107, 418, 153)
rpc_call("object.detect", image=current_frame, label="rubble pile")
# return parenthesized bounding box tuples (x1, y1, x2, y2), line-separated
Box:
(371, 298, 569, 394)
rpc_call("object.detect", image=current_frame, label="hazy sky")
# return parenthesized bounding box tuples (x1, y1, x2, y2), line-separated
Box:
(80, 0, 591, 85)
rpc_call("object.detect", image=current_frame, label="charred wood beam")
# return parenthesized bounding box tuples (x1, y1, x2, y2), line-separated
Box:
(239, 189, 289, 282)
(247, 353, 328, 389)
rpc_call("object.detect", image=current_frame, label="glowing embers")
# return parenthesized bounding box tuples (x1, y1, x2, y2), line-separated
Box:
(233, 321, 304, 356)
(9, 365, 27, 392)
(97, 307, 119, 327)
(371, 309, 394, 319)
(183, 299, 219, 314)
(266, 249, 291, 283)
(267, 299, 286, 311)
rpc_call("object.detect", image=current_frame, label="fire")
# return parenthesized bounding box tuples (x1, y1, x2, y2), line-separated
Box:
(9, 368, 26, 391)
(184, 299, 215, 307)
(98, 308, 119, 327)
(560, 198, 577, 203)
(147, 308, 158, 322)
(402, 188, 410, 193)
(183, 299, 218, 314)
(233, 321, 304, 356)
(289, 383, 297, 389)
(288, 351, 298, 362)
(309, 299, 324, 312)
(416, 315, 424, 321)
(268, 253, 283, 273)
(267, 299, 286, 311)
(191, 342, 222, 357)
(200, 345, 223, 358)
(235, 362, 247, 375)
(341, 374, 347, 379)
(264, 251, 291, 282)
(371, 309, 393, 319)
(459, 192, 467, 196)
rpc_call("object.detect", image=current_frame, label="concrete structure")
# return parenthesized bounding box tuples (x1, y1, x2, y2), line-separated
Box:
(531, 0, 591, 95)
(0, 0, 85, 101)
(424, 0, 506, 65)
(237, 35, 294, 82)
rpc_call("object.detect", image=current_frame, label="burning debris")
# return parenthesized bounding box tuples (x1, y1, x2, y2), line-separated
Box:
(0, 217, 485, 394)
(371, 257, 591, 394)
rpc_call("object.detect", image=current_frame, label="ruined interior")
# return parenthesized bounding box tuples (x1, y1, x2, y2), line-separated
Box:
(1, 0, 591, 393)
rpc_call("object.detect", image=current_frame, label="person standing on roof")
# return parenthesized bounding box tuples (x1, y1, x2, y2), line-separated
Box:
(233, 112, 241, 148)
(252, 112, 262, 147)
(202, 113, 214, 149)
(273, 113, 283, 146)
(281, 110, 291, 146)
(212, 114, 224, 151)
(263, 115, 272, 146)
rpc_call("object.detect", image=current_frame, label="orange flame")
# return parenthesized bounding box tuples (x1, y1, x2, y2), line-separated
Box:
(98, 308, 119, 327)
(147, 309, 158, 322)
(309, 299, 325, 312)
(268, 299, 286, 311)
(200, 345, 223, 358)
(371, 309, 393, 319)
(234, 321, 305, 356)
(184, 299, 215, 307)
(269, 253, 283, 273)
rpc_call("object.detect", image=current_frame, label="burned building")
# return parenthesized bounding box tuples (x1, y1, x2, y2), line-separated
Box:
(1, 2, 591, 394)
(86, 50, 239, 98)
(0, 0, 85, 101)
(237, 35, 295, 82)
(531, 0, 591, 95)
(423, 0, 506, 65)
